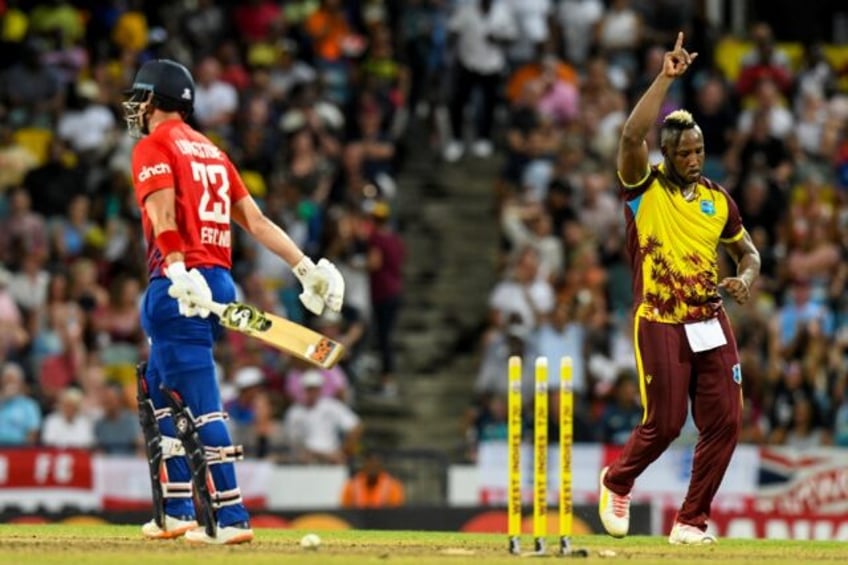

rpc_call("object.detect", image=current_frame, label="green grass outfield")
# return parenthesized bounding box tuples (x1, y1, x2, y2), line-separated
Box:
(0, 525, 845, 565)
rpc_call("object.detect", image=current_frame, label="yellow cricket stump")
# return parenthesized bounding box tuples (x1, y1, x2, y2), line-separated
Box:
(507, 356, 523, 555)
(559, 357, 575, 555)
(532, 357, 548, 554)
(507, 356, 588, 558)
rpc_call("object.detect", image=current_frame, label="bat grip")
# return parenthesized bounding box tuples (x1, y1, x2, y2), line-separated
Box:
(187, 295, 227, 318)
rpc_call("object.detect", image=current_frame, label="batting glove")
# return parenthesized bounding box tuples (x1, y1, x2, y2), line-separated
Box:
(293, 256, 345, 315)
(166, 261, 213, 318)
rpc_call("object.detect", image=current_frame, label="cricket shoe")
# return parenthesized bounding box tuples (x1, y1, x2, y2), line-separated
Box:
(668, 522, 717, 545)
(598, 466, 630, 538)
(185, 522, 254, 545)
(142, 515, 198, 539)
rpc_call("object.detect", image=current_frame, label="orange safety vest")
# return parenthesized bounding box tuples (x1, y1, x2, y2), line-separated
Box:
(341, 471, 405, 508)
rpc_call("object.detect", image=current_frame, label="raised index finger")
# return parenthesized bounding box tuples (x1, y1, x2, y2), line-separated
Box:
(674, 31, 684, 51)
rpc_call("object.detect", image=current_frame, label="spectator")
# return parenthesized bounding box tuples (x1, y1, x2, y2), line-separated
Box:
(56, 80, 116, 160)
(285, 126, 338, 205)
(286, 364, 351, 405)
(349, 100, 397, 197)
(594, 0, 643, 81)
(532, 298, 587, 396)
(41, 387, 95, 448)
(474, 314, 536, 398)
(284, 370, 363, 464)
(556, 0, 604, 67)
(181, 0, 229, 56)
(443, 0, 517, 162)
(600, 372, 642, 445)
(736, 78, 795, 141)
(777, 279, 835, 348)
(304, 0, 358, 105)
(504, 0, 554, 66)
(225, 366, 274, 458)
(506, 43, 580, 127)
(0, 186, 48, 266)
(0, 40, 61, 127)
(500, 200, 563, 279)
(0, 267, 29, 363)
(489, 246, 554, 332)
(728, 108, 792, 186)
(193, 56, 239, 134)
(365, 201, 405, 396)
(340, 451, 405, 508)
(22, 137, 85, 219)
(94, 383, 141, 455)
(736, 22, 793, 98)
(834, 383, 848, 447)
(0, 126, 38, 193)
(467, 394, 509, 454)
(690, 75, 736, 178)
(233, 0, 282, 43)
(577, 171, 620, 243)
(268, 40, 317, 101)
(0, 362, 42, 446)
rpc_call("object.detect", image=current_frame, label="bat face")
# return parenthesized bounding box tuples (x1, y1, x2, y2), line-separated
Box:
(218, 302, 345, 369)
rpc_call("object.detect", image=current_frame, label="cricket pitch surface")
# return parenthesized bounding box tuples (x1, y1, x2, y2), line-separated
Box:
(1, 524, 845, 565)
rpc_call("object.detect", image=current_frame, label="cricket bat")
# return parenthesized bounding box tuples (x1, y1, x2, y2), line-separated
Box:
(189, 296, 345, 369)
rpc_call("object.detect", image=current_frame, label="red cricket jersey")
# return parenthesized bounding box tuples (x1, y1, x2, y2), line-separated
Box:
(131, 119, 249, 277)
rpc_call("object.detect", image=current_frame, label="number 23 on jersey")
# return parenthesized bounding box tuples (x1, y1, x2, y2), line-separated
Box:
(192, 162, 231, 224)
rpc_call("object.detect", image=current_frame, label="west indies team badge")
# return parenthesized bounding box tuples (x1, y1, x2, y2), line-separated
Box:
(700, 200, 716, 216)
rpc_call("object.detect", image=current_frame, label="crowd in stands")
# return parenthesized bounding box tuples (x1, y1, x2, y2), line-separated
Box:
(467, 1, 848, 460)
(0, 0, 410, 462)
(1, 1, 847, 470)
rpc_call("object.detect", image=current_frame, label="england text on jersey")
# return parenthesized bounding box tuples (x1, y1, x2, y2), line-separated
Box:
(200, 226, 231, 248)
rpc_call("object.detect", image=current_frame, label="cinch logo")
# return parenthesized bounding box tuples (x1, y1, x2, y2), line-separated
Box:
(138, 162, 172, 182)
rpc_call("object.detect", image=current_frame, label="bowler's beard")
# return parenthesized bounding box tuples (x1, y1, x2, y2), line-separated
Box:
(663, 158, 696, 191)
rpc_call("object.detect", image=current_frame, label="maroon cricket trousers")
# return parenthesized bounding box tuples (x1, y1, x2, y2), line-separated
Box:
(603, 309, 742, 530)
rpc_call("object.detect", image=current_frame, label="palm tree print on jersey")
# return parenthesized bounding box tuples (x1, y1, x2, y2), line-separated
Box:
(640, 235, 719, 322)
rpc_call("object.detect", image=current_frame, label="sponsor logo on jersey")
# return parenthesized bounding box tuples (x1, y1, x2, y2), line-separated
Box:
(138, 162, 172, 182)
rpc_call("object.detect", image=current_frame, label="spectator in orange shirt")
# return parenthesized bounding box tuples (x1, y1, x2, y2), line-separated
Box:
(506, 43, 578, 107)
(340, 451, 405, 508)
(305, 0, 352, 63)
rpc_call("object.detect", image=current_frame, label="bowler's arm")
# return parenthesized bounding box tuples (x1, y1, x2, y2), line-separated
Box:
(723, 230, 760, 289)
(618, 32, 696, 185)
(617, 79, 664, 185)
(719, 230, 761, 304)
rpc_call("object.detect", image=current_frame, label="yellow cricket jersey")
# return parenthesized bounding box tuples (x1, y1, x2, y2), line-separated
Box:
(621, 163, 745, 324)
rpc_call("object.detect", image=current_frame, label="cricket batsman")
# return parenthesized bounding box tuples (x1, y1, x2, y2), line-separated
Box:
(124, 59, 344, 544)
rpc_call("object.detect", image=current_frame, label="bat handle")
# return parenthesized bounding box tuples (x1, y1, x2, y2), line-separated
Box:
(186, 295, 227, 318)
